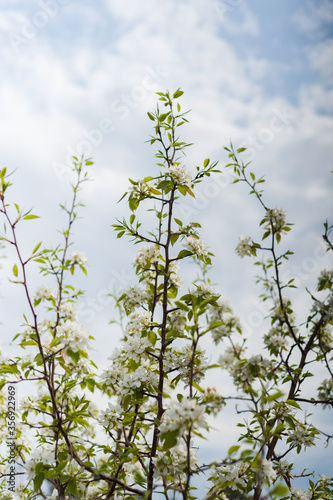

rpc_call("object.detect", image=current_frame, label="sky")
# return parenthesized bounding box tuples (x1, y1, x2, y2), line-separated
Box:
(0, 0, 333, 493)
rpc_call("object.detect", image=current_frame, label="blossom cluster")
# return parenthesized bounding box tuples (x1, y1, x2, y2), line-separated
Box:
(264, 206, 288, 233)
(134, 244, 160, 268)
(70, 250, 88, 266)
(236, 235, 252, 258)
(164, 345, 208, 386)
(166, 164, 192, 188)
(184, 235, 208, 257)
(160, 397, 207, 436)
(25, 446, 54, 480)
(208, 299, 242, 343)
(153, 442, 198, 480)
(34, 284, 56, 301)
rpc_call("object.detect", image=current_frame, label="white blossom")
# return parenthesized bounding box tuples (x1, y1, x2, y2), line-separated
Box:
(46, 490, 60, 500)
(191, 282, 217, 297)
(274, 459, 291, 477)
(201, 387, 224, 415)
(126, 310, 151, 335)
(153, 442, 198, 480)
(167, 310, 186, 332)
(25, 446, 54, 480)
(317, 269, 333, 290)
(35, 284, 56, 301)
(69, 357, 93, 378)
(214, 462, 247, 491)
(160, 397, 206, 435)
(318, 378, 333, 408)
(20, 396, 36, 411)
(59, 302, 78, 321)
(120, 285, 147, 312)
(61, 320, 90, 353)
(290, 487, 312, 500)
(169, 260, 183, 289)
(13, 484, 28, 500)
(312, 294, 333, 323)
(218, 344, 244, 371)
(123, 459, 145, 482)
(99, 402, 123, 427)
(209, 300, 242, 342)
(261, 458, 277, 485)
(264, 327, 289, 352)
(122, 333, 151, 362)
(265, 206, 288, 233)
(288, 426, 316, 448)
(70, 251, 88, 266)
(134, 244, 160, 268)
(166, 164, 192, 188)
(272, 296, 296, 325)
(118, 364, 158, 395)
(129, 179, 150, 196)
(164, 345, 208, 386)
(318, 474, 331, 487)
(1, 490, 15, 500)
(272, 402, 296, 421)
(184, 235, 208, 257)
(236, 235, 252, 258)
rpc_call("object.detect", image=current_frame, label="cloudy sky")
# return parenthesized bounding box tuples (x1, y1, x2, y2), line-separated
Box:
(0, 0, 333, 491)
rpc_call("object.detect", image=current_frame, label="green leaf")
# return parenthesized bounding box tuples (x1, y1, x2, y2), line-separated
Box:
(177, 249, 193, 259)
(67, 349, 80, 364)
(170, 233, 179, 246)
(270, 484, 289, 497)
(34, 472, 45, 491)
(203, 158, 210, 168)
(32, 241, 42, 254)
(173, 89, 184, 98)
(129, 197, 139, 212)
(286, 399, 301, 410)
(159, 113, 169, 122)
(13, 264, 18, 277)
(186, 186, 195, 198)
(176, 393, 183, 403)
(228, 445, 240, 455)
(162, 430, 179, 450)
(209, 320, 225, 330)
(23, 214, 39, 220)
(177, 184, 187, 196)
(174, 300, 189, 311)
(67, 480, 78, 496)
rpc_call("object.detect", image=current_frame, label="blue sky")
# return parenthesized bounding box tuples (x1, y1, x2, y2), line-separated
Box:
(0, 0, 333, 492)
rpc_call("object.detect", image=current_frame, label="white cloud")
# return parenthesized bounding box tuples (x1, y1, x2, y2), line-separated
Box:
(293, 0, 333, 36)
(307, 38, 333, 85)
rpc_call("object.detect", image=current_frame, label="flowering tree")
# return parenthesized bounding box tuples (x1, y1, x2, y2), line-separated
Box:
(0, 90, 332, 500)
